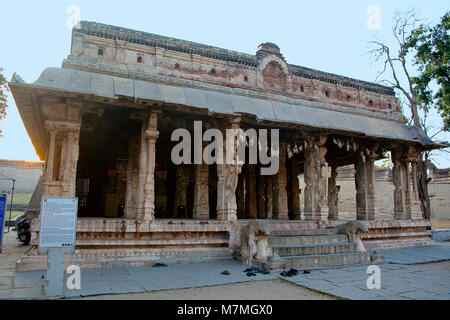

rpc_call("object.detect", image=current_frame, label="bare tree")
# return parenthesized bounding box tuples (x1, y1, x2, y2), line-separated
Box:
(368, 10, 432, 220)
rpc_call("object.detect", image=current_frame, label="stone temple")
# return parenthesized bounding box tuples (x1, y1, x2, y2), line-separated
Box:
(9, 21, 443, 271)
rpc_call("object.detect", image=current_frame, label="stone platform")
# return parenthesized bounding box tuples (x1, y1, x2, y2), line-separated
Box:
(16, 218, 435, 272)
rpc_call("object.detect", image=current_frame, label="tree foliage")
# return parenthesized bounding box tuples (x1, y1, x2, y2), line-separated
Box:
(407, 12, 450, 130)
(0, 67, 8, 137)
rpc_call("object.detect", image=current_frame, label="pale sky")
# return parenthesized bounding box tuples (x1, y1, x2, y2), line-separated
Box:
(0, 0, 448, 167)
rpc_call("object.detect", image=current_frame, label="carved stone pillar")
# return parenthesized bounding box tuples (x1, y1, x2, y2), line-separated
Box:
(236, 172, 246, 218)
(138, 112, 159, 221)
(266, 175, 273, 219)
(303, 135, 328, 221)
(173, 165, 189, 218)
(216, 119, 241, 221)
(392, 146, 421, 220)
(45, 130, 56, 181)
(42, 120, 80, 197)
(328, 164, 339, 220)
(245, 164, 258, 219)
(125, 133, 141, 218)
(355, 150, 377, 220)
(257, 173, 266, 219)
(392, 148, 408, 220)
(193, 162, 209, 219)
(289, 159, 301, 220)
(273, 143, 289, 220)
(409, 160, 422, 220)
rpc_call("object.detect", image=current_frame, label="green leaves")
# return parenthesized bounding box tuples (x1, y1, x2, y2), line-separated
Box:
(407, 12, 450, 129)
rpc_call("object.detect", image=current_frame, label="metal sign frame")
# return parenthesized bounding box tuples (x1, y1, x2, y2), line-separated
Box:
(0, 194, 7, 253)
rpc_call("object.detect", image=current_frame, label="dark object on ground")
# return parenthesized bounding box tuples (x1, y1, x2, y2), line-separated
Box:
(303, 269, 311, 274)
(280, 268, 299, 277)
(16, 217, 31, 245)
(244, 266, 267, 274)
(221, 270, 230, 275)
(152, 262, 167, 267)
(246, 272, 257, 277)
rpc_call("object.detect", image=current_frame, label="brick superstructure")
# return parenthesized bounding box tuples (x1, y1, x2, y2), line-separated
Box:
(65, 22, 401, 120)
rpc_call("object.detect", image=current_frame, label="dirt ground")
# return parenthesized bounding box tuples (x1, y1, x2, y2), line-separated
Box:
(81, 279, 333, 300)
(430, 219, 450, 230)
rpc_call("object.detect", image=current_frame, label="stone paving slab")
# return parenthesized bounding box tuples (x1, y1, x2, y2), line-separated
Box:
(379, 244, 450, 264)
(281, 263, 450, 300)
(2, 245, 450, 300)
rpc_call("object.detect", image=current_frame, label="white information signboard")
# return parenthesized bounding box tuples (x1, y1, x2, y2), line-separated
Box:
(38, 196, 78, 254)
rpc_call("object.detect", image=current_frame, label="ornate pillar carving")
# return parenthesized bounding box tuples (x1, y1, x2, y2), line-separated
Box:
(273, 143, 289, 220)
(257, 173, 266, 219)
(328, 164, 339, 220)
(289, 159, 301, 220)
(125, 133, 141, 218)
(266, 175, 273, 219)
(173, 165, 189, 218)
(236, 172, 246, 218)
(355, 149, 377, 220)
(392, 146, 421, 220)
(45, 130, 56, 181)
(303, 135, 328, 221)
(42, 120, 80, 197)
(216, 119, 242, 221)
(193, 162, 209, 219)
(245, 164, 258, 219)
(137, 112, 159, 221)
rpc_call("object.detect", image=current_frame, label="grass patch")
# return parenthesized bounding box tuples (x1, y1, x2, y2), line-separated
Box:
(2, 192, 32, 223)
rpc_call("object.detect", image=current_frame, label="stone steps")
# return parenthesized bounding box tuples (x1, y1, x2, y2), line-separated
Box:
(283, 252, 371, 268)
(271, 228, 337, 236)
(273, 242, 357, 256)
(270, 234, 348, 245)
(268, 227, 370, 268)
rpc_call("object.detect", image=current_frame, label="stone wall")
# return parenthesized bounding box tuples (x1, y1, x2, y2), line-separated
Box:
(0, 159, 43, 193)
